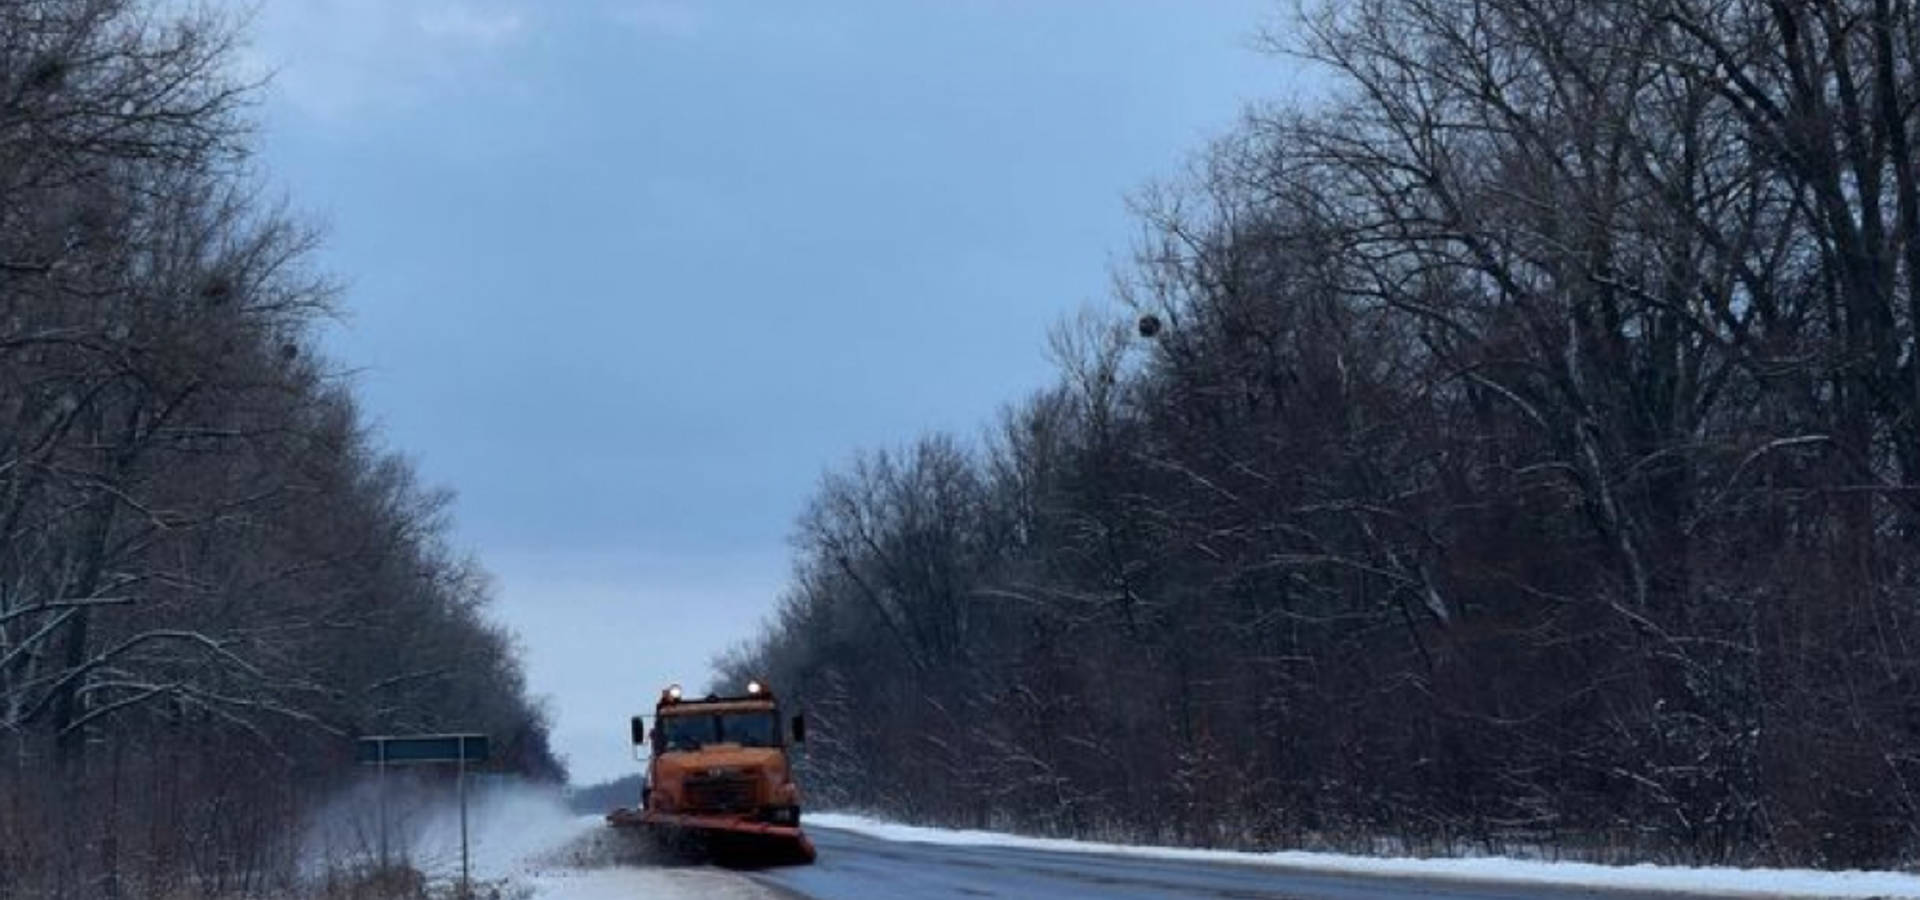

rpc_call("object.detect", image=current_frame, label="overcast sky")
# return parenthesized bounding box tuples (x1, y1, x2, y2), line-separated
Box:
(244, 0, 1300, 786)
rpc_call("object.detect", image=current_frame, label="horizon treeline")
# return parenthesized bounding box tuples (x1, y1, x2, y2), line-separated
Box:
(0, 3, 559, 898)
(727, 0, 1920, 870)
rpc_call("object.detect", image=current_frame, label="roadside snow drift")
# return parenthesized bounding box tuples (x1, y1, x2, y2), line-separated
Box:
(807, 813, 1920, 899)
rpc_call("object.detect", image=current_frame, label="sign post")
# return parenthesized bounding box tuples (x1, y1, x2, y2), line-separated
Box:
(355, 734, 489, 897)
(457, 745, 468, 891)
(376, 739, 387, 868)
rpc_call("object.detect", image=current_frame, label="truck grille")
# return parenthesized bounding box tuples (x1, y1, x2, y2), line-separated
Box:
(684, 775, 757, 812)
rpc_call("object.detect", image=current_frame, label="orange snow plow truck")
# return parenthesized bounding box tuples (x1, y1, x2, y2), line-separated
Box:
(607, 680, 815, 865)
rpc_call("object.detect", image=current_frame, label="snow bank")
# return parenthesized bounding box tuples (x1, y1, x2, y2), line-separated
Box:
(808, 812, 1920, 898)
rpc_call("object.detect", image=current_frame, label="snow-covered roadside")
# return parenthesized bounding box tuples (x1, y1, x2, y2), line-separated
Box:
(520, 865, 783, 900)
(402, 787, 588, 882)
(300, 778, 591, 884)
(300, 779, 781, 898)
(807, 812, 1920, 899)
(513, 813, 785, 900)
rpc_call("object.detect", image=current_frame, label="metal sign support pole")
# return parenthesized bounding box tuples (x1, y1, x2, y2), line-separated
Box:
(458, 739, 470, 897)
(377, 740, 388, 869)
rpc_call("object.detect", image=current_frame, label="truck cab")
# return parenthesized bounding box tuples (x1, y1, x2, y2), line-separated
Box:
(634, 680, 807, 826)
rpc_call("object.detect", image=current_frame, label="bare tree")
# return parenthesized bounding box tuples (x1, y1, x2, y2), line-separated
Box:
(732, 0, 1920, 869)
(0, 4, 562, 896)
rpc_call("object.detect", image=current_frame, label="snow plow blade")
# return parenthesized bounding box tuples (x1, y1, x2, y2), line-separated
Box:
(607, 807, 817, 866)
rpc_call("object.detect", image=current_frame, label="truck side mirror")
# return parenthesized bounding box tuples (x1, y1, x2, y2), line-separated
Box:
(630, 715, 645, 746)
(790, 714, 806, 744)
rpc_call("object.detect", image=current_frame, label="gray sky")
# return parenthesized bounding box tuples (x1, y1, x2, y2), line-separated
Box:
(246, 0, 1300, 786)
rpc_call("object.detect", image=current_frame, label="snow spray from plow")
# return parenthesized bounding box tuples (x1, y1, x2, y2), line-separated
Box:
(607, 680, 817, 866)
(300, 775, 588, 893)
(355, 733, 490, 890)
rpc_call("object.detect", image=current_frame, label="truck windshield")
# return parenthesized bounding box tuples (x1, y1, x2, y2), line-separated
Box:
(658, 711, 780, 751)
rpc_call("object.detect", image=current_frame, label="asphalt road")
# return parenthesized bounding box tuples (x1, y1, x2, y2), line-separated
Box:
(753, 826, 1724, 900)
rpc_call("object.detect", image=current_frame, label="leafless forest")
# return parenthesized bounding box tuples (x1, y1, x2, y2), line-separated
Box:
(0, 4, 559, 898)
(728, 0, 1920, 870)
